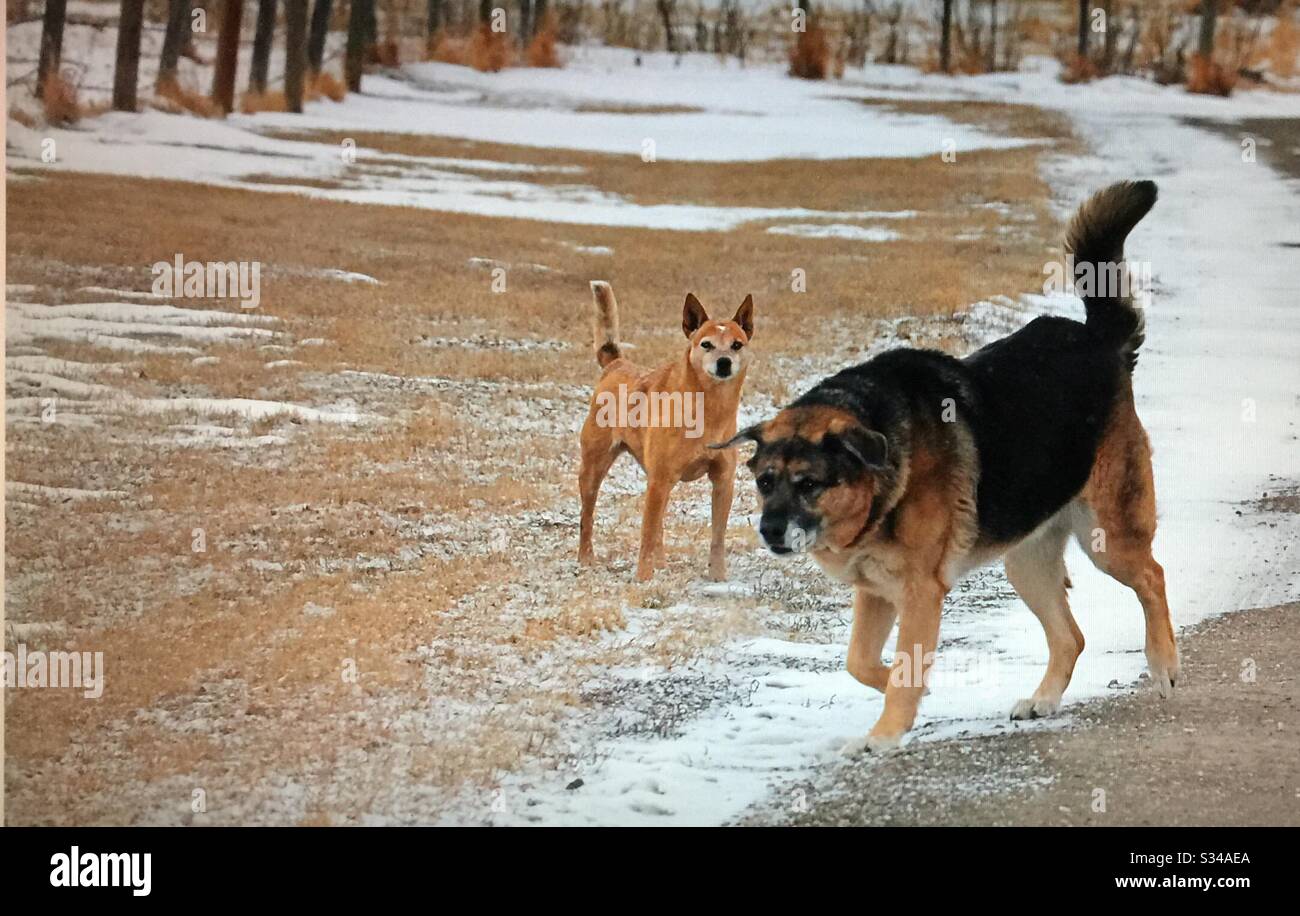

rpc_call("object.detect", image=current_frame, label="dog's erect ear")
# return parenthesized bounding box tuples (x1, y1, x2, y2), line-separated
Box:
(826, 427, 888, 471)
(683, 293, 709, 338)
(733, 295, 754, 340)
(708, 423, 764, 451)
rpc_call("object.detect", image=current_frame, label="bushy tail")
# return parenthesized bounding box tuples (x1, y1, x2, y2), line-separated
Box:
(590, 281, 622, 368)
(1063, 179, 1157, 367)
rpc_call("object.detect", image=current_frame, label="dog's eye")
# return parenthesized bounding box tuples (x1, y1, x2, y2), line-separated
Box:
(731, 341, 743, 351)
(756, 473, 775, 495)
(796, 477, 822, 495)
(700, 341, 714, 351)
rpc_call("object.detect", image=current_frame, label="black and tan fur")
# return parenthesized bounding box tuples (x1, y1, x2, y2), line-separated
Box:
(715, 180, 1176, 751)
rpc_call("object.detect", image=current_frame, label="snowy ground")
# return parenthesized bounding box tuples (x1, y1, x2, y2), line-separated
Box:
(6, 33, 1300, 825)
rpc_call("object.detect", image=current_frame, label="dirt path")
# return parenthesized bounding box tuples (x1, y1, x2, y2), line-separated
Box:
(747, 596, 1300, 827)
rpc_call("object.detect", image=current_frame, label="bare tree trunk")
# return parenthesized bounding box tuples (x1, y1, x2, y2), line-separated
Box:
(987, 0, 997, 72)
(1198, 0, 1217, 59)
(211, 0, 244, 113)
(346, 0, 373, 91)
(285, 0, 309, 112)
(518, 0, 532, 41)
(112, 0, 146, 111)
(1100, 0, 1116, 73)
(479, 0, 491, 22)
(427, 0, 444, 37)
(657, 0, 676, 52)
(158, 0, 193, 90)
(250, 0, 277, 92)
(534, 0, 547, 31)
(308, 0, 333, 74)
(1077, 0, 1089, 59)
(37, 0, 69, 97)
(939, 0, 953, 73)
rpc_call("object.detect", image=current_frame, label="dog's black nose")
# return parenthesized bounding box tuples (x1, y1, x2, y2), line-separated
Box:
(759, 516, 786, 551)
(715, 357, 732, 377)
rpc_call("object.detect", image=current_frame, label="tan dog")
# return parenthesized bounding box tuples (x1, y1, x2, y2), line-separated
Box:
(578, 281, 754, 582)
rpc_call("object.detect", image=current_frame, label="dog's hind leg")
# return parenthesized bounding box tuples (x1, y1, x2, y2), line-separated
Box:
(846, 588, 896, 693)
(1073, 397, 1179, 696)
(578, 439, 620, 566)
(706, 457, 735, 581)
(1006, 516, 1084, 720)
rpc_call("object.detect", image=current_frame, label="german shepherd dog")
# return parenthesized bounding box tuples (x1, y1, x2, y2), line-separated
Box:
(579, 282, 754, 582)
(714, 181, 1177, 752)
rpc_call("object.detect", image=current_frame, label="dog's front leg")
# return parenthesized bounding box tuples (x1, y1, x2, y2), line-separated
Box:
(848, 577, 944, 754)
(706, 460, 735, 581)
(846, 588, 896, 693)
(637, 474, 673, 582)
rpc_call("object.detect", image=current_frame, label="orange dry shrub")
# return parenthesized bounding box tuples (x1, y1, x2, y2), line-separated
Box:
(1059, 53, 1099, 84)
(239, 90, 289, 114)
(368, 39, 401, 66)
(42, 70, 81, 125)
(156, 77, 221, 117)
(469, 24, 512, 72)
(789, 26, 831, 80)
(1268, 13, 1298, 80)
(311, 71, 346, 102)
(1187, 52, 1237, 96)
(526, 14, 562, 68)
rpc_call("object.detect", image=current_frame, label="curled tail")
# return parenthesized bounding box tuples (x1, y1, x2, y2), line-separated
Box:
(1063, 179, 1157, 368)
(591, 280, 622, 368)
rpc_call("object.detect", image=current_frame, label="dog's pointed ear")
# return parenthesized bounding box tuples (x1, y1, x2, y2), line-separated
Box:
(683, 293, 709, 338)
(733, 295, 754, 340)
(826, 427, 888, 471)
(709, 423, 764, 451)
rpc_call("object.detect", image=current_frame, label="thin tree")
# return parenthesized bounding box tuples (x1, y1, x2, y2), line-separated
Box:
(346, 0, 374, 92)
(938, 0, 953, 74)
(657, 0, 676, 52)
(1076, 0, 1089, 59)
(518, 0, 532, 42)
(534, 0, 548, 34)
(285, 0, 309, 112)
(37, 0, 69, 97)
(308, 0, 333, 74)
(158, 0, 193, 91)
(988, 0, 997, 72)
(113, 0, 147, 111)
(211, 0, 244, 113)
(250, 0, 278, 93)
(1198, 0, 1218, 60)
(427, 0, 444, 41)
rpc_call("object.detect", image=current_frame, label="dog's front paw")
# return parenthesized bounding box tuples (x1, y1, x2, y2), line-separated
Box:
(1010, 697, 1060, 720)
(840, 733, 901, 757)
(635, 562, 655, 582)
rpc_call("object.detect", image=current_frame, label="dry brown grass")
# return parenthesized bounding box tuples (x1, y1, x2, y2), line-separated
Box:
(789, 26, 832, 80)
(42, 70, 81, 125)
(10, 105, 38, 128)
